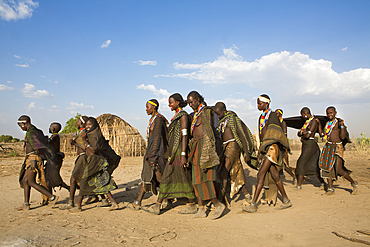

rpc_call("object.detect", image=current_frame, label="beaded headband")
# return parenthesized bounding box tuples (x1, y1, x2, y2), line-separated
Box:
(148, 100, 158, 107)
(276, 109, 283, 115)
(79, 116, 85, 124)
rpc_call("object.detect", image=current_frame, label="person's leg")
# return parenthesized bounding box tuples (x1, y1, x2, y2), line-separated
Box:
(210, 198, 225, 220)
(242, 158, 271, 213)
(325, 178, 335, 195)
(336, 158, 358, 194)
(269, 165, 290, 203)
(297, 175, 304, 188)
(127, 184, 145, 210)
(106, 192, 119, 211)
(69, 195, 83, 212)
(190, 197, 207, 218)
(15, 177, 31, 211)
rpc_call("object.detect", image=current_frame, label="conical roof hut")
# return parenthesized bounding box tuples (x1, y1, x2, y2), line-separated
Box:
(59, 114, 146, 157)
(96, 114, 146, 157)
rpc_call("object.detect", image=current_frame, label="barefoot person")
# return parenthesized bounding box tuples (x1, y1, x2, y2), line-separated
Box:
(186, 91, 225, 219)
(295, 107, 325, 190)
(275, 109, 296, 181)
(16, 115, 59, 211)
(127, 99, 168, 210)
(319, 106, 358, 195)
(214, 102, 255, 205)
(60, 116, 89, 209)
(242, 95, 292, 213)
(143, 94, 196, 215)
(69, 117, 119, 212)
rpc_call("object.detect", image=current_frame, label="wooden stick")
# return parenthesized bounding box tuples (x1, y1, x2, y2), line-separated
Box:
(332, 231, 370, 245)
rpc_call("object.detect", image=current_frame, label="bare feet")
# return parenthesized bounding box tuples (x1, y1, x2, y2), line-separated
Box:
(211, 201, 225, 220)
(59, 201, 74, 210)
(68, 207, 82, 213)
(97, 199, 110, 207)
(49, 196, 59, 208)
(108, 202, 119, 211)
(15, 203, 30, 211)
(189, 206, 206, 218)
(242, 203, 257, 213)
(276, 200, 292, 210)
(178, 203, 197, 214)
(323, 188, 335, 196)
(142, 203, 160, 215)
(127, 201, 141, 211)
(351, 181, 359, 195)
(83, 195, 99, 205)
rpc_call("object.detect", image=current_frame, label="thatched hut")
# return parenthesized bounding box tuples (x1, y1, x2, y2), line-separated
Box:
(60, 114, 146, 157)
(97, 114, 146, 157)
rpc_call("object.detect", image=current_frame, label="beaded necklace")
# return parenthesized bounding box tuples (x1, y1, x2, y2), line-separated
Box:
(171, 108, 182, 122)
(191, 103, 205, 134)
(217, 117, 229, 133)
(323, 118, 337, 142)
(146, 112, 159, 141)
(300, 116, 314, 134)
(259, 108, 272, 134)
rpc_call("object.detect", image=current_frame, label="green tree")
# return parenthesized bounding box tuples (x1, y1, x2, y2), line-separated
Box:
(61, 113, 83, 134)
(0, 135, 13, 143)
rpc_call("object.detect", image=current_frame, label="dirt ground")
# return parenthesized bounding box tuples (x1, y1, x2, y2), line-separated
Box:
(0, 148, 370, 247)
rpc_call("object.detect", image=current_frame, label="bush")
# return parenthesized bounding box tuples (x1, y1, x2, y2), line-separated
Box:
(9, 150, 18, 157)
(355, 133, 370, 152)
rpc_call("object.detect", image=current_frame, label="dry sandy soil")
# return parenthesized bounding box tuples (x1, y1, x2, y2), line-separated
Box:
(0, 147, 370, 247)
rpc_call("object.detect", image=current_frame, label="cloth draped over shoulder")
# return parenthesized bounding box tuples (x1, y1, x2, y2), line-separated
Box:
(260, 112, 290, 156)
(167, 110, 189, 164)
(191, 106, 220, 170)
(219, 111, 257, 168)
(141, 114, 168, 194)
(21, 125, 66, 188)
(86, 118, 121, 174)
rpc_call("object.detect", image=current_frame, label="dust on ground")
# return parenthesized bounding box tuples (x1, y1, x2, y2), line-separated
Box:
(0, 147, 370, 246)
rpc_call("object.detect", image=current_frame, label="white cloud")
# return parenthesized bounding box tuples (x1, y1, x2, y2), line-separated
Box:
(67, 102, 94, 114)
(156, 46, 370, 102)
(101, 39, 111, 48)
(14, 54, 21, 58)
(21, 83, 54, 98)
(26, 102, 36, 111)
(51, 105, 58, 109)
(342, 47, 348, 51)
(7, 80, 12, 83)
(136, 84, 172, 111)
(136, 60, 157, 66)
(0, 0, 39, 21)
(0, 84, 14, 91)
(15, 63, 29, 67)
(41, 75, 46, 78)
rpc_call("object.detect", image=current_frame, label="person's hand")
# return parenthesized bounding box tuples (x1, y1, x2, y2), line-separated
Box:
(244, 154, 251, 163)
(180, 155, 188, 168)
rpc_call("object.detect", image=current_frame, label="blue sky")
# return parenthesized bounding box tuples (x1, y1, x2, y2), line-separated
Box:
(1, 0, 369, 140)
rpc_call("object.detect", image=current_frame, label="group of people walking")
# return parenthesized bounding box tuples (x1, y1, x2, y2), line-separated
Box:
(15, 91, 359, 219)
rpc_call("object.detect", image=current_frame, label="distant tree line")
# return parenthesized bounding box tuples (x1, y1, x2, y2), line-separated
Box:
(0, 135, 21, 143)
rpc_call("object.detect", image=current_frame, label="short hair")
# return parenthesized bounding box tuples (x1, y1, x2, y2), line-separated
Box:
(18, 115, 31, 123)
(169, 93, 187, 108)
(300, 107, 311, 114)
(50, 122, 62, 133)
(187, 91, 205, 104)
(147, 99, 159, 111)
(326, 106, 336, 112)
(214, 102, 226, 112)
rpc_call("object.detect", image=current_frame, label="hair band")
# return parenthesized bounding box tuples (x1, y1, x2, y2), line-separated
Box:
(258, 96, 271, 103)
(148, 101, 158, 107)
(17, 120, 28, 123)
(277, 109, 283, 115)
(80, 116, 85, 124)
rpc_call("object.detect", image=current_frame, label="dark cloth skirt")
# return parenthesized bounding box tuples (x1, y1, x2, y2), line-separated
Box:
(72, 153, 87, 182)
(79, 154, 117, 196)
(158, 147, 195, 200)
(296, 138, 320, 176)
